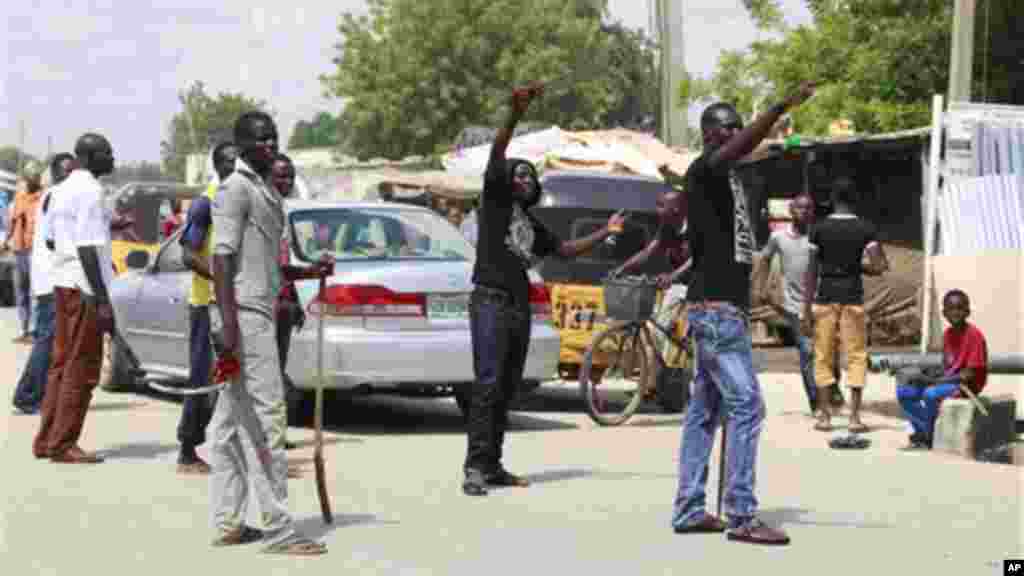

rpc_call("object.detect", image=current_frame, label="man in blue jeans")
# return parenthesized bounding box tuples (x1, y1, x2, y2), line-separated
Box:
(12, 153, 76, 414)
(671, 82, 817, 545)
(463, 82, 625, 496)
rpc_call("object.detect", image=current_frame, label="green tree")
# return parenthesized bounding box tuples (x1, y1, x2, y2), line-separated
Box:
(160, 81, 268, 181)
(0, 146, 39, 174)
(683, 0, 957, 137)
(321, 0, 658, 160)
(288, 112, 342, 150)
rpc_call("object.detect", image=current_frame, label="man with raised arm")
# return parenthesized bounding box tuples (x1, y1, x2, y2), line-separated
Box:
(462, 82, 626, 496)
(670, 83, 816, 545)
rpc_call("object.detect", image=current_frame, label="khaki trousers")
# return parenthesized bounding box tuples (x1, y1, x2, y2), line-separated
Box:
(811, 303, 867, 389)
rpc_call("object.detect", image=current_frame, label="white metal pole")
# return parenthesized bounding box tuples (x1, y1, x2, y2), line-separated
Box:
(947, 0, 976, 103)
(920, 94, 945, 354)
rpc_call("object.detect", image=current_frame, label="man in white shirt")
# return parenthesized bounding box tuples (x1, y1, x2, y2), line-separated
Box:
(12, 153, 76, 414)
(33, 134, 117, 464)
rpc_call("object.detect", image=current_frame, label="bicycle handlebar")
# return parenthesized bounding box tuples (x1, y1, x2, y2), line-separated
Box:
(604, 273, 658, 285)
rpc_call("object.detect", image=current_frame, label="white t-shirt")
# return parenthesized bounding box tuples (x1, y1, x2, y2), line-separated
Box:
(50, 169, 114, 295)
(30, 187, 58, 297)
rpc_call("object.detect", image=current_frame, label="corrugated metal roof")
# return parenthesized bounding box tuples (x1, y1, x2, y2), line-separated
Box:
(940, 174, 1024, 254)
(938, 116, 1024, 255)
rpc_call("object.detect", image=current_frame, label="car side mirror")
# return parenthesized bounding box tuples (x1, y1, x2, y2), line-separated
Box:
(125, 250, 150, 270)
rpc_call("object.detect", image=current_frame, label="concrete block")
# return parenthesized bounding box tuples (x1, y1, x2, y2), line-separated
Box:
(933, 394, 1017, 461)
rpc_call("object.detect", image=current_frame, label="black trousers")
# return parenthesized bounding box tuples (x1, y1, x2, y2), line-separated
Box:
(464, 286, 531, 475)
(276, 299, 304, 423)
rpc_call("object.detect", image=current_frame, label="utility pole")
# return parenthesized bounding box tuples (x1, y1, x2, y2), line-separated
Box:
(948, 0, 976, 103)
(655, 0, 687, 147)
(18, 119, 26, 173)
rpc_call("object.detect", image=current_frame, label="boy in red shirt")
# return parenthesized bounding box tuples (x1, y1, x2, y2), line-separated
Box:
(896, 289, 988, 449)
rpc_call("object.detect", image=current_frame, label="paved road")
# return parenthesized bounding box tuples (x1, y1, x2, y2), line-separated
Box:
(2, 308, 1020, 575)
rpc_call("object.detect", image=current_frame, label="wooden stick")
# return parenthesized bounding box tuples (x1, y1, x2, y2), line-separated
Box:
(314, 276, 333, 525)
(717, 415, 727, 519)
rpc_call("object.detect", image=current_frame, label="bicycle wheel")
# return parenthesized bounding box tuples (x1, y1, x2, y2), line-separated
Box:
(579, 322, 651, 426)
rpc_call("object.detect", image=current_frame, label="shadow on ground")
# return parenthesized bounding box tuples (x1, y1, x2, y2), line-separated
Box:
(522, 467, 679, 486)
(317, 394, 578, 436)
(759, 507, 895, 530)
(293, 513, 396, 541)
(99, 441, 179, 460)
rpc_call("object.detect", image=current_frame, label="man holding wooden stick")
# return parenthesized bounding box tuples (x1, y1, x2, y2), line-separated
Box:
(670, 82, 817, 546)
(208, 111, 331, 555)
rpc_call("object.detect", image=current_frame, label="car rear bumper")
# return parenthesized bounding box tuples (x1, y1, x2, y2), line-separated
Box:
(287, 322, 561, 391)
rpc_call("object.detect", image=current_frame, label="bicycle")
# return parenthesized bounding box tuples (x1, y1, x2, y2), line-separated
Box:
(578, 274, 693, 426)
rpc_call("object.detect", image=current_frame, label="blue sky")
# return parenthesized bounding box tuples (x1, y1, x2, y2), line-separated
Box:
(1, 0, 811, 164)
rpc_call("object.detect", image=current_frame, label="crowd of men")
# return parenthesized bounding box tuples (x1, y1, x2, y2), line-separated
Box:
(5, 76, 990, 557)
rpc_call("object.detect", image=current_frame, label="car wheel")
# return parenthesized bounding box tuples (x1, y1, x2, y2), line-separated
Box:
(101, 333, 138, 393)
(283, 373, 312, 426)
(655, 359, 692, 414)
(454, 384, 471, 422)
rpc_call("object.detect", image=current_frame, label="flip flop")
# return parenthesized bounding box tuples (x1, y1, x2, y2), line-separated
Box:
(829, 434, 871, 450)
(212, 526, 263, 547)
(261, 537, 327, 556)
(847, 422, 871, 434)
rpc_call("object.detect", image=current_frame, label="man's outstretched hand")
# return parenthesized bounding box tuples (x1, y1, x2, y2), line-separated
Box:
(511, 82, 544, 115)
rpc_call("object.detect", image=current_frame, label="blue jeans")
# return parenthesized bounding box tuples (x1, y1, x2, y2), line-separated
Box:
(896, 377, 959, 442)
(14, 251, 32, 335)
(464, 286, 531, 475)
(673, 305, 766, 529)
(12, 294, 55, 411)
(781, 312, 817, 410)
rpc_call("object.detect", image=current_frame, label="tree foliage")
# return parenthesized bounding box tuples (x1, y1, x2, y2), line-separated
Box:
(160, 81, 268, 181)
(287, 112, 342, 150)
(0, 146, 39, 174)
(684, 0, 958, 136)
(321, 0, 658, 160)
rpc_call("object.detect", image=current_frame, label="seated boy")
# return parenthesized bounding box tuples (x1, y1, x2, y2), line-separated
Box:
(896, 289, 988, 450)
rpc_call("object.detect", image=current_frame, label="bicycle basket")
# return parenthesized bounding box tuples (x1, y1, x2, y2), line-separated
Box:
(603, 277, 658, 322)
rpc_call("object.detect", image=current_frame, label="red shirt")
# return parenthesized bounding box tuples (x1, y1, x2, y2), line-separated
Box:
(943, 323, 988, 395)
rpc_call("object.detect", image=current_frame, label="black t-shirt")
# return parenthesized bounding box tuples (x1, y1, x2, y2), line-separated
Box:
(684, 154, 755, 310)
(470, 157, 559, 300)
(810, 214, 877, 305)
(656, 221, 692, 285)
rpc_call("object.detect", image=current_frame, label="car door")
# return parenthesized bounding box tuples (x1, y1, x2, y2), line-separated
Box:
(132, 230, 191, 372)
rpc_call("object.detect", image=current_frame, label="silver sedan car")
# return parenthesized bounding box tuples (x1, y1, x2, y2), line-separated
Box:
(107, 201, 560, 418)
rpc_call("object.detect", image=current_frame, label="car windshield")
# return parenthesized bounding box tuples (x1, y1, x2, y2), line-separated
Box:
(289, 206, 474, 262)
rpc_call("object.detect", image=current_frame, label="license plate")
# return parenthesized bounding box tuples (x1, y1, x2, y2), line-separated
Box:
(428, 294, 469, 319)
